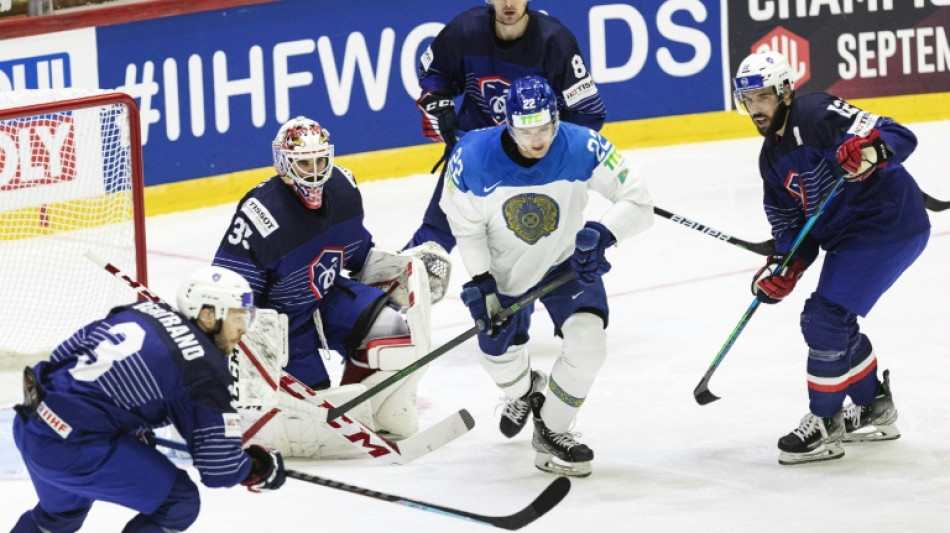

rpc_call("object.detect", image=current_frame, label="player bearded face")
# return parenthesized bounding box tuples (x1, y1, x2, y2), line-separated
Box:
(738, 87, 788, 137)
(212, 308, 252, 354)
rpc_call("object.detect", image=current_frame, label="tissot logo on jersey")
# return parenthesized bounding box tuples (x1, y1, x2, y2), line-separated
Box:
(241, 198, 279, 237)
(562, 76, 597, 107)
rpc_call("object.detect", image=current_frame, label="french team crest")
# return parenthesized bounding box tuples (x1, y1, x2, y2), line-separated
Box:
(784, 170, 807, 210)
(479, 76, 511, 125)
(503, 193, 559, 245)
(309, 248, 345, 300)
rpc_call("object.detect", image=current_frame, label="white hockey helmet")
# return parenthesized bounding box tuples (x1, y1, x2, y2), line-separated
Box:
(177, 265, 256, 328)
(733, 51, 794, 110)
(272, 116, 334, 209)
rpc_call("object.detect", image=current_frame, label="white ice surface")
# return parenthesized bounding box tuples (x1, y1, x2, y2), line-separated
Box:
(2, 121, 948, 532)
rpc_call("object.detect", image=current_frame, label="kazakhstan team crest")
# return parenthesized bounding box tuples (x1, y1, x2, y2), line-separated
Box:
(503, 193, 559, 244)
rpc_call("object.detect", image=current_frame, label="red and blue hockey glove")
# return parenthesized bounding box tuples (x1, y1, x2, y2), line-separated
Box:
(570, 221, 617, 285)
(751, 255, 808, 304)
(416, 91, 459, 148)
(241, 445, 286, 493)
(836, 129, 889, 181)
(460, 273, 508, 336)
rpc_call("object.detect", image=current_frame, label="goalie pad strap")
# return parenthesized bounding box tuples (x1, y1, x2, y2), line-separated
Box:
(351, 335, 418, 371)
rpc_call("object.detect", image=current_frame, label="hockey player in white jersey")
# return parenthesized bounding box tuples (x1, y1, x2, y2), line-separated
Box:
(440, 75, 654, 476)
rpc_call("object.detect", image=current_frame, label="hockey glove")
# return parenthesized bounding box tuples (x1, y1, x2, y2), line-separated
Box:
(241, 445, 286, 493)
(416, 92, 458, 148)
(570, 221, 617, 285)
(836, 129, 889, 181)
(751, 255, 808, 304)
(460, 273, 508, 336)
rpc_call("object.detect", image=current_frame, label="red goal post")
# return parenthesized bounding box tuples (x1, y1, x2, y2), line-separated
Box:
(0, 89, 147, 368)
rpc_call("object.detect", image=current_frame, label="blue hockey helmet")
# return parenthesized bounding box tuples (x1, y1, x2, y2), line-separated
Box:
(504, 75, 559, 155)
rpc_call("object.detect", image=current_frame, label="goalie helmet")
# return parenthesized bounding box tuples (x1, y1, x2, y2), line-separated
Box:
(272, 116, 334, 209)
(177, 266, 256, 327)
(733, 51, 794, 109)
(504, 75, 559, 152)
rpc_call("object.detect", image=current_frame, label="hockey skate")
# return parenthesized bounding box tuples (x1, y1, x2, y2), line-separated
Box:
(499, 370, 547, 438)
(843, 369, 900, 443)
(529, 393, 593, 477)
(778, 411, 845, 465)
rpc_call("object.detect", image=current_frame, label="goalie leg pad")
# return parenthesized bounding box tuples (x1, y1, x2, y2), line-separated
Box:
(240, 384, 377, 459)
(357, 366, 428, 438)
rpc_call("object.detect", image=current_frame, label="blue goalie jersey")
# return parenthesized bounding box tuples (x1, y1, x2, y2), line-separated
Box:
(213, 169, 385, 386)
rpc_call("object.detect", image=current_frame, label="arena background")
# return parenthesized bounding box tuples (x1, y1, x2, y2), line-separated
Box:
(2, 0, 949, 215)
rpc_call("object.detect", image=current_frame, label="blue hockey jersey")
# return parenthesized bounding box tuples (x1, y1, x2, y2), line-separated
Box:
(419, 6, 605, 132)
(758, 93, 930, 261)
(212, 169, 379, 383)
(29, 301, 250, 488)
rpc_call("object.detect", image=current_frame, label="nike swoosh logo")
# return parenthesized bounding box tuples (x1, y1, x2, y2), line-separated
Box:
(484, 180, 503, 193)
(572, 291, 584, 300)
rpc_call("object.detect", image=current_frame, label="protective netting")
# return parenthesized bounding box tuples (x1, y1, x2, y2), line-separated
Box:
(0, 89, 145, 366)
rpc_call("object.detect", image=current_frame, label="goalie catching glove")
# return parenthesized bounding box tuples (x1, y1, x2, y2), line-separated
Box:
(241, 445, 286, 492)
(751, 255, 807, 304)
(836, 128, 889, 181)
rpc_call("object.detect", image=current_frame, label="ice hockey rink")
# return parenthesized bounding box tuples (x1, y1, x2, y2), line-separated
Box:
(2, 120, 948, 532)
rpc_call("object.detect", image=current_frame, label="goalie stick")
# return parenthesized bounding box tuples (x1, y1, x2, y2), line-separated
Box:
(84, 251, 473, 465)
(694, 176, 847, 405)
(153, 436, 570, 531)
(328, 268, 578, 423)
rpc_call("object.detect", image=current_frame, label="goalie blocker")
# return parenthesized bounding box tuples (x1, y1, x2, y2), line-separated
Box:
(234, 257, 438, 458)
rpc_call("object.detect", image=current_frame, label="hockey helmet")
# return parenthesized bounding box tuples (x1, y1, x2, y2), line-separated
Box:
(177, 266, 255, 329)
(272, 116, 334, 209)
(504, 75, 559, 150)
(733, 51, 794, 111)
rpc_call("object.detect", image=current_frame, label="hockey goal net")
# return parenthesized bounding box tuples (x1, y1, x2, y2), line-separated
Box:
(0, 89, 147, 368)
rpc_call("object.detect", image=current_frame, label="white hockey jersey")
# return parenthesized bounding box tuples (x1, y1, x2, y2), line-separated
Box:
(440, 122, 653, 295)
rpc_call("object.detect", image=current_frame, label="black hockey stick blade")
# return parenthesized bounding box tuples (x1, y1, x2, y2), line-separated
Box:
(286, 471, 571, 530)
(923, 192, 950, 212)
(327, 269, 576, 422)
(693, 379, 720, 405)
(653, 206, 775, 256)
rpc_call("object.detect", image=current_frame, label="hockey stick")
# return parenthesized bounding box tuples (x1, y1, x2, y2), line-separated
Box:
(153, 436, 570, 530)
(694, 175, 848, 405)
(84, 251, 472, 464)
(655, 189, 948, 257)
(654, 206, 776, 256)
(923, 191, 950, 212)
(327, 269, 577, 422)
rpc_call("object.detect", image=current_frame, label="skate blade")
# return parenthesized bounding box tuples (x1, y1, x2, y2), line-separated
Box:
(778, 442, 844, 465)
(534, 453, 591, 477)
(842, 424, 900, 443)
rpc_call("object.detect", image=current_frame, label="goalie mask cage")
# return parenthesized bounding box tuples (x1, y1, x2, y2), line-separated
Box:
(0, 89, 147, 368)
